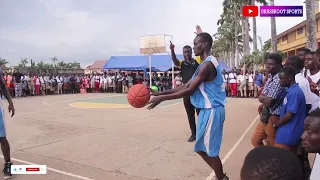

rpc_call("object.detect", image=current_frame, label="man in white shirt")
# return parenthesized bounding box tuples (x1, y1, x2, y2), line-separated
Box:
(39, 75, 45, 95)
(237, 70, 247, 98)
(305, 52, 320, 112)
(127, 74, 134, 88)
(248, 70, 254, 97)
(56, 75, 63, 94)
(285, 56, 314, 115)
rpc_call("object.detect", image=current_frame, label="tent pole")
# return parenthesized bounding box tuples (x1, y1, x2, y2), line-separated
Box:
(171, 61, 174, 89)
(149, 53, 152, 88)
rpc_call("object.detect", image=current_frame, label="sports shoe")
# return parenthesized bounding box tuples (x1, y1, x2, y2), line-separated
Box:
(187, 134, 196, 142)
(3, 162, 13, 179)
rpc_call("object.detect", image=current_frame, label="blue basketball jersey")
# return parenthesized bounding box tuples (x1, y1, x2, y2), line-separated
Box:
(190, 56, 226, 109)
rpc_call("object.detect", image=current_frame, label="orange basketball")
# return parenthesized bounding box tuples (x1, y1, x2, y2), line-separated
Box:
(127, 84, 151, 108)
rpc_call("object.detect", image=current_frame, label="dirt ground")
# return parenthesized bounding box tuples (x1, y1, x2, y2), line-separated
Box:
(0, 93, 260, 180)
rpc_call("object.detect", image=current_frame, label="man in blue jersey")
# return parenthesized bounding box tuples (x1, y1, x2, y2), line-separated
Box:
(147, 33, 228, 180)
(0, 67, 15, 179)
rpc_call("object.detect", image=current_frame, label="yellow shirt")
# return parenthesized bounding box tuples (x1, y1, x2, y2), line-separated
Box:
(177, 56, 202, 68)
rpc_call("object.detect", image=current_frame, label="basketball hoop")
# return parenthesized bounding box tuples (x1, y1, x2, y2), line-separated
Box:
(139, 34, 173, 88)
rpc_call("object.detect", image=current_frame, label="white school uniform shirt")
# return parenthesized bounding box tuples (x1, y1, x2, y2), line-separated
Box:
(228, 73, 237, 83)
(95, 75, 100, 82)
(35, 77, 40, 85)
(39, 76, 45, 84)
(237, 74, 245, 84)
(224, 74, 229, 83)
(310, 154, 320, 180)
(44, 76, 49, 82)
(307, 71, 320, 83)
(56, 76, 62, 84)
(306, 70, 320, 112)
(248, 74, 254, 83)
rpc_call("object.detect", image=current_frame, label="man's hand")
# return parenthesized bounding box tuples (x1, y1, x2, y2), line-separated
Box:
(307, 76, 319, 96)
(148, 87, 161, 96)
(258, 104, 263, 114)
(169, 41, 175, 50)
(147, 96, 164, 110)
(194, 25, 202, 35)
(8, 103, 15, 117)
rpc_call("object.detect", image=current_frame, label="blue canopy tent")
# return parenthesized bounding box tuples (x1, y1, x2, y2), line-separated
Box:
(218, 60, 232, 72)
(103, 54, 184, 71)
(103, 55, 231, 72)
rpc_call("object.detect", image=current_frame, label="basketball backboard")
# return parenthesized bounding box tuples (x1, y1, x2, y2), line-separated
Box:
(139, 34, 172, 54)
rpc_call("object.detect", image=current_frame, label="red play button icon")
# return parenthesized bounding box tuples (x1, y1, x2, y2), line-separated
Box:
(242, 6, 259, 17)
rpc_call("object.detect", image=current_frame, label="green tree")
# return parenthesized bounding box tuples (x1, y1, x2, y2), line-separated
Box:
(0, 58, 8, 66)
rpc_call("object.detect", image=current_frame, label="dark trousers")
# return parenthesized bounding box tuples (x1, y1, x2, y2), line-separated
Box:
(183, 96, 200, 135)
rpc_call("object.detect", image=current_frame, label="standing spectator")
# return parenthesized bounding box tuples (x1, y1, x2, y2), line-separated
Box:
(251, 53, 286, 147)
(254, 70, 263, 98)
(238, 70, 247, 98)
(56, 74, 63, 94)
(228, 70, 237, 97)
(12, 69, 23, 98)
(247, 70, 254, 97)
(274, 67, 306, 152)
(298, 48, 311, 62)
(27, 73, 35, 96)
(122, 73, 128, 93)
(175, 73, 182, 87)
(94, 74, 100, 93)
(127, 73, 133, 89)
(285, 56, 313, 115)
(34, 75, 40, 96)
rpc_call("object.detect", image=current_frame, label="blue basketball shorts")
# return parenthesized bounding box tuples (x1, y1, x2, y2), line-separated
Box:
(194, 106, 225, 157)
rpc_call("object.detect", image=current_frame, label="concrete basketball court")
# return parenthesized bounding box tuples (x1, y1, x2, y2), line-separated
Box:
(1, 93, 260, 180)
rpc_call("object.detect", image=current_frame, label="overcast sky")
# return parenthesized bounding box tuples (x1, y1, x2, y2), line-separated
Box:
(0, 0, 307, 67)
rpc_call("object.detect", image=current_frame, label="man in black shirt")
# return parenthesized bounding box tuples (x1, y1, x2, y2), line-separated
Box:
(170, 41, 202, 142)
(12, 69, 24, 97)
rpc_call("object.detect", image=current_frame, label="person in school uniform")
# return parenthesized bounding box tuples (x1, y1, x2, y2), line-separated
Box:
(273, 67, 306, 152)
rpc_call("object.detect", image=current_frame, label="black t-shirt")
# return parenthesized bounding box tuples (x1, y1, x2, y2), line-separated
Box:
(180, 58, 199, 84)
(13, 72, 23, 83)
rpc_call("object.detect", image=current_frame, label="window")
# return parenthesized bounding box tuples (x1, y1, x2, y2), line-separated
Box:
(282, 35, 288, 42)
(297, 27, 303, 35)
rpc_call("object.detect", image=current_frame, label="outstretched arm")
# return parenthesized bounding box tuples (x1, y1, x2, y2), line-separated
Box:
(148, 62, 216, 109)
(156, 81, 190, 96)
(169, 41, 181, 67)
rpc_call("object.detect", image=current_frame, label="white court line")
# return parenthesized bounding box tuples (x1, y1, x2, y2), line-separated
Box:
(0, 155, 95, 180)
(206, 114, 260, 180)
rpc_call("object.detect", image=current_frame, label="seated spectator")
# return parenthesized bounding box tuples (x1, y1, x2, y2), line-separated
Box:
(240, 146, 303, 180)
